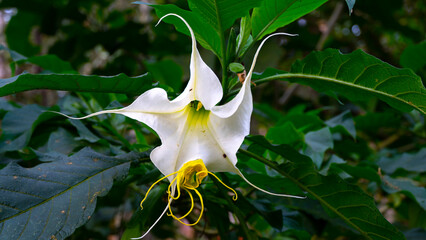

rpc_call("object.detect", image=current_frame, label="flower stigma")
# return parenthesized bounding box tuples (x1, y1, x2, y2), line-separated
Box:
(139, 159, 238, 226)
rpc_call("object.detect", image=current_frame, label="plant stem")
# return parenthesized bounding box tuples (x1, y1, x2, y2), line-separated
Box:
(221, 60, 229, 99)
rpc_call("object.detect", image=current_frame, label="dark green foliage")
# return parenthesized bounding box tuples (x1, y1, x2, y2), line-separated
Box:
(0, 0, 424, 239)
(243, 135, 405, 240)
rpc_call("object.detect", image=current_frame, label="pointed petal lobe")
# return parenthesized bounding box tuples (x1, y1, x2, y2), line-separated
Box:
(158, 14, 222, 110)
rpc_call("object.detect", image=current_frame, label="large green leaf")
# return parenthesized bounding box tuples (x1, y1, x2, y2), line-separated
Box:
(254, 49, 426, 114)
(0, 72, 155, 97)
(251, 0, 328, 41)
(188, 0, 261, 33)
(0, 148, 145, 240)
(142, 0, 261, 58)
(241, 135, 405, 240)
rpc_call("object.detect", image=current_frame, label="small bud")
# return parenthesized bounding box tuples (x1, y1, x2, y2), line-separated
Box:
(229, 62, 245, 73)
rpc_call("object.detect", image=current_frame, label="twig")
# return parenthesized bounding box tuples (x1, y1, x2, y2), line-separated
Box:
(316, 2, 344, 50)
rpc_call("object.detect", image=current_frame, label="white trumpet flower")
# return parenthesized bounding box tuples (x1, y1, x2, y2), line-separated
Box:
(57, 13, 304, 238)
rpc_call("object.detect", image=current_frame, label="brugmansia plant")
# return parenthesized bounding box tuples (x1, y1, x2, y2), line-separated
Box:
(0, 0, 424, 240)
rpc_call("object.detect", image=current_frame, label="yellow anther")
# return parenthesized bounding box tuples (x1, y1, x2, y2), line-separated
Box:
(208, 171, 238, 201)
(196, 102, 203, 111)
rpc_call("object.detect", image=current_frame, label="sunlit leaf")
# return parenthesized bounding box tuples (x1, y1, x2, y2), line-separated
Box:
(0, 148, 143, 240)
(251, 0, 328, 41)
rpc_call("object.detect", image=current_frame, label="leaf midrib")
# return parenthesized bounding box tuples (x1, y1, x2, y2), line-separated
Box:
(0, 161, 129, 223)
(255, 73, 425, 114)
(253, 0, 299, 42)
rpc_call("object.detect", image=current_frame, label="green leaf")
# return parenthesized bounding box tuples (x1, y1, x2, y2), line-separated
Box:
(47, 128, 79, 154)
(377, 149, 426, 174)
(0, 45, 27, 62)
(256, 49, 426, 114)
(5, 10, 40, 56)
(251, 0, 328, 41)
(242, 135, 405, 240)
(382, 176, 426, 211)
(236, 13, 252, 57)
(266, 121, 303, 145)
(188, 0, 262, 59)
(333, 164, 381, 183)
(304, 127, 333, 153)
(188, 0, 261, 34)
(121, 184, 167, 240)
(0, 72, 155, 97)
(325, 110, 356, 138)
(304, 127, 333, 167)
(69, 119, 100, 143)
(0, 105, 57, 153)
(0, 148, 142, 239)
(147, 0, 261, 58)
(148, 3, 222, 56)
(145, 59, 183, 92)
(400, 41, 426, 72)
(23, 55, 77, 74)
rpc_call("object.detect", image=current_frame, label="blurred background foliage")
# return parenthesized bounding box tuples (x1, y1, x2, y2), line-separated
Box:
(0, 0, 425, 239)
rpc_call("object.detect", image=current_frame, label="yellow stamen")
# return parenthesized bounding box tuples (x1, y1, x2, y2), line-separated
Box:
(168, 188, 204, 226)
(168, 176, 181, 200)
(196, 102, 203, 111)
(140, 170, 180, 210)
(141, 159, 238, 227)
(208, 171, 238, 201)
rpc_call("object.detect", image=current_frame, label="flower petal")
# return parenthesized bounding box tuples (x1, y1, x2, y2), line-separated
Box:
(150, 106, 232, 178)
(158, 14, 222, 110)
(236, 169, 306, 199)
